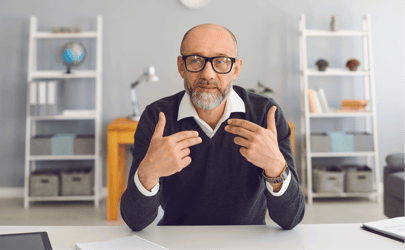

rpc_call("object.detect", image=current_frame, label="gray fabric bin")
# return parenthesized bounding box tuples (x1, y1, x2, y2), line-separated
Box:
(313, 166, 344, 193)
(30, 135, 53, 155)
(310, 133, 331, 152)
(343, 165, 374, 192)
(347, 132, 374, 151)
(74, 135, 95, 155)
(29, 172, 59, 197)
(61, 168, 94, 196)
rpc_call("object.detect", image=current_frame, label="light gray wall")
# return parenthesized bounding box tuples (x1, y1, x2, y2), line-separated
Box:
(0, 0, 403, 188)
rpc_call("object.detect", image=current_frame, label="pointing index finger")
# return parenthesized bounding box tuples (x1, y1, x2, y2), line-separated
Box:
(172, 130, 199, 143)
(227, 119, 260, 132)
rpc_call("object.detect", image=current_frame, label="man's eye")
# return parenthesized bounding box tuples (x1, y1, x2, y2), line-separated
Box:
(191, 59, 201, 64)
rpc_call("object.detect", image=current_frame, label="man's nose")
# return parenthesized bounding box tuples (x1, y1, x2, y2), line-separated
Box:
(200, 60, 216, 80)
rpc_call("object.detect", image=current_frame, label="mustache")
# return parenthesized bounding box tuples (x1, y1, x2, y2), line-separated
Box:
(195, 79, 218, 88)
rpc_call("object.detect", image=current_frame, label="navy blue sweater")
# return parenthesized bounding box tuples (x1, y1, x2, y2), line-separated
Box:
(120, 85, 305, 231)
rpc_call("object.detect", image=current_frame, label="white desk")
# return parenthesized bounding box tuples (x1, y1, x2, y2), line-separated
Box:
(0, 224, 402, 249)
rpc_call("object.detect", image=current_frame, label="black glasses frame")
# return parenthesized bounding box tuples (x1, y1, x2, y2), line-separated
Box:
(181, 55, 236, 74)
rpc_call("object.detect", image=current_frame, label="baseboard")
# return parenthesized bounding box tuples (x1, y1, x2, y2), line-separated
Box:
(0, 187, 107, 198)
(0, 188, 24, 198)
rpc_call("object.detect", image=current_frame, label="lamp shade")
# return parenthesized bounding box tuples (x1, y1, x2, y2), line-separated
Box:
(147, 74, 159, 82)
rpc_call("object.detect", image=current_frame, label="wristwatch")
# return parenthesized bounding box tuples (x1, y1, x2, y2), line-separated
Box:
(262, 162, 289, 184)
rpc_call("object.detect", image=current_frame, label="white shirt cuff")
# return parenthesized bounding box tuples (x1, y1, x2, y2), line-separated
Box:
(266, 171, 291, 196)
(134, 169, 159, 197)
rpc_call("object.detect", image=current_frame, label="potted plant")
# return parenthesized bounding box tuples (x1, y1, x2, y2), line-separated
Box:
(247, 81, 274, 96)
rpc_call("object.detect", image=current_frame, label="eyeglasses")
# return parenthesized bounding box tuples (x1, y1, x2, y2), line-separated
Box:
(182, 55, 236, 74)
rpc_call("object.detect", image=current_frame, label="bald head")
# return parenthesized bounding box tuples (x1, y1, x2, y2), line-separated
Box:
(180, 24, 238, 57)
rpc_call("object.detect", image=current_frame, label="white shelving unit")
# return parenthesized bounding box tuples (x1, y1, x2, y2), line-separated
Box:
(24, 15, 103, 208)
(299, 14, 380, 205)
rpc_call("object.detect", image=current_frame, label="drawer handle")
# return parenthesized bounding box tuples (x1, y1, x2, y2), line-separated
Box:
(40, 179, 49, 183)
(357, 176, 366, 180)
(73, 177, 81, 182)
(327, 177, 336, 180)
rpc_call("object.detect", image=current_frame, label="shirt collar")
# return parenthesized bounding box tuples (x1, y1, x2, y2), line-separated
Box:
(177, 87, 245, 121)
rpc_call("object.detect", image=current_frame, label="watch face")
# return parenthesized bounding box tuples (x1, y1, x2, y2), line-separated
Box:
(179, 0, 210, 9)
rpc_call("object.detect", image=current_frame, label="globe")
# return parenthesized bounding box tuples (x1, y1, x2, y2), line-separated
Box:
(61, 42, 85, 73)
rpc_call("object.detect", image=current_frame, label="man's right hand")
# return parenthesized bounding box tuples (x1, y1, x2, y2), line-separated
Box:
(137, 112, 202, 191)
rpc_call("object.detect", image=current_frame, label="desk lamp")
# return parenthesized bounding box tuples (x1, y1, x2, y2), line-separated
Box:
(129, 66, 159, 121)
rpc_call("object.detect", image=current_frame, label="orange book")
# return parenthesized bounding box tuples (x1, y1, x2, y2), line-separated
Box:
(308, 89, 318, 113)
(341, 99, 368, 108)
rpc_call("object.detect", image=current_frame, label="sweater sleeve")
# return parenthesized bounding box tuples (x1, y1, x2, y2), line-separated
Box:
(264, 103, 306, 230)
(120, 105, 161, 231)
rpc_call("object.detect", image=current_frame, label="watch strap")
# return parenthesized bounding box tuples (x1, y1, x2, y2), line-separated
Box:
(262, 161, 289, 183)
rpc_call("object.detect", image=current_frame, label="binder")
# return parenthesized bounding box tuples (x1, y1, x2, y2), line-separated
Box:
(362, 217, 405, 242)
(47, 81, 57, 116)
(38, 81, 47, 116)
(29, 82, 37, 116)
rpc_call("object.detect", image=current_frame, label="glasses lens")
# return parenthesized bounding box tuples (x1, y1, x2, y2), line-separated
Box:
(213, 57, 233, 73)
(185, 56, 205, 72)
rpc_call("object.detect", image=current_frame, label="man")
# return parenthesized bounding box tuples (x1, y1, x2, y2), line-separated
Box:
(120, 24, 305, 231)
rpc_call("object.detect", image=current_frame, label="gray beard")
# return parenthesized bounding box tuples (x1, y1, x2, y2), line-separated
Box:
(184, 79, 232, 110)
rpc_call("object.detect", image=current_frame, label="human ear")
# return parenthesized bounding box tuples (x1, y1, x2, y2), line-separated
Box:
(232, 58, 243, 81)
(177, 56, 185, 79)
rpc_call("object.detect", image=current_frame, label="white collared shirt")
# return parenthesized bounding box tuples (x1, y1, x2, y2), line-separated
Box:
(134, 88, 291, 197)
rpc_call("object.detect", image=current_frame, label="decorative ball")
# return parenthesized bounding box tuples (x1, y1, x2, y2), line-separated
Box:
(346, 59, 360, 71)
(316, 59, 328, 71)
(61, 42, 85, 73)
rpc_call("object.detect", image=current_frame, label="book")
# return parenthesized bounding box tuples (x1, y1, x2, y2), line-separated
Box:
(362, 217, 405, 242)
(29, 82, 37, 116)
(312, 88, 323, 113)
(341, 99, 368, 111)
(75, 235, 168, 250)
(308, 88, 318, 114)
(38, 81, 47, 116)
(317, 88, 330, 113)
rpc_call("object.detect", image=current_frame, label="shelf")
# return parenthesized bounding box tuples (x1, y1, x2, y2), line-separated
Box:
(34, 32, 97, 39)
(28, 196, 95, 201)
(25, 15, 103, 209)
(303, 30, 367, 37)
(312, 192, 377, 198)
(311, 152, 375, 157)
(29, 155, 96, 161)
(309, 110, 373, 118)
(29, 115, 96, 120)
(304, 68, 370, 76)
(299, 14, 380, 206)
(31, 70, 97, 79)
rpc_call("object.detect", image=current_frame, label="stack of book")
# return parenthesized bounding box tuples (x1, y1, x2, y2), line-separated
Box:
(308, 88, 330, 114)
(308, 88, 368, 113)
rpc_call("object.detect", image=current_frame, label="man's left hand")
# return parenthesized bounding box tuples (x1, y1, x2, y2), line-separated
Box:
(224, 106, 286, 178)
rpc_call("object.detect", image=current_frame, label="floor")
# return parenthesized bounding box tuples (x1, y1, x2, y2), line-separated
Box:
(0, 194, 388, 226)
